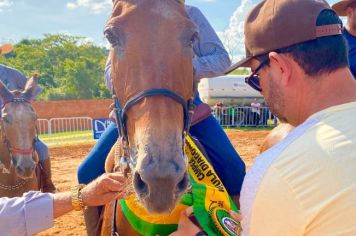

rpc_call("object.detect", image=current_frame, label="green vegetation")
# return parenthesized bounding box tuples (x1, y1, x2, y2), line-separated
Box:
(0, 34, 111, 101)
(229, 68, 249, 75)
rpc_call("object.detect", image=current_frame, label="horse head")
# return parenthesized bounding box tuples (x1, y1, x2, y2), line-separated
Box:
(0, 75, 39, 179)
(105, 0, 196, 214)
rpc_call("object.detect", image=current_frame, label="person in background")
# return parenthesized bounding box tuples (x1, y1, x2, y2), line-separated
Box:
(250, 98, 261, 127)
(0, 172, 125, 236)
(332, 0, 356, 78)
(214, 102, 224, 124)
(0, 44, 55, 193)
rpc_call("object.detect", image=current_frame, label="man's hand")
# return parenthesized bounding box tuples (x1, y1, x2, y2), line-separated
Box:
(170, 207, 201, 236)
(81, 172, 126, 206)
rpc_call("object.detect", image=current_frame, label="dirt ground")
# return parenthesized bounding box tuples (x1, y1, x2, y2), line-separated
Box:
(38, 129, 269, 236)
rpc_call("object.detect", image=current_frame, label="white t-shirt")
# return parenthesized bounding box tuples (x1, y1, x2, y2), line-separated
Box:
(251, 102, 261, 115)
(241, 101, 356, 236)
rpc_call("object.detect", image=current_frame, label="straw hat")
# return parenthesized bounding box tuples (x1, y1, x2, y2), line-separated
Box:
(0, 44, 14, 55)
(332, 0, 356, 16)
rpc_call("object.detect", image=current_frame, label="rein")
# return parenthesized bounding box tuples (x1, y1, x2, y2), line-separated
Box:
(112, 88, 195, 169)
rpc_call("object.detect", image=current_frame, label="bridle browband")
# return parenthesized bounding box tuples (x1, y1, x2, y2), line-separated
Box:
(0, 97, 37, 175)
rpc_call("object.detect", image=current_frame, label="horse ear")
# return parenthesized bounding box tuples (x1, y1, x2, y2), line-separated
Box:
(0, 80, 14, 104)
(22, 73, 39, 101)
(176, 0, 185, 4)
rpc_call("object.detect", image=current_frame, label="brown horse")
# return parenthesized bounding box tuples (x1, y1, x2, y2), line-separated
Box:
(260, 123, 294, 153)
(100, 0, 196, 234)
(0, 75, 40, 197)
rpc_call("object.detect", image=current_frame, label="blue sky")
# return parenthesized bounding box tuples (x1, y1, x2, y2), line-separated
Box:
(0, 0, 342, 48)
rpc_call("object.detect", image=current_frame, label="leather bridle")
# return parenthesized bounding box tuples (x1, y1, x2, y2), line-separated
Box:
(0, 97, 37, 174)
(113, 88, 195, 160)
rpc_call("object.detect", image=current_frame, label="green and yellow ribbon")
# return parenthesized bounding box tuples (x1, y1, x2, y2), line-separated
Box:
(120, 134, 238, 236)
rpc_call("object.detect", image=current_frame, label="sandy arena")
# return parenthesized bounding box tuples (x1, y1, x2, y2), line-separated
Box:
(38, 129, 269, 236)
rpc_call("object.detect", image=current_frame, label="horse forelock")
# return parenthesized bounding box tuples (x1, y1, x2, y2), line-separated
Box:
(109, 0, 188, 23)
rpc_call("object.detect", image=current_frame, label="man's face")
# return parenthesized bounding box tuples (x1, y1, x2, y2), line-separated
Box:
(250, 58, 288, 123)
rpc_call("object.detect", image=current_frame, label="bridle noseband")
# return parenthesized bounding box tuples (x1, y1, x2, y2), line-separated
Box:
(112, 88, 195, 169)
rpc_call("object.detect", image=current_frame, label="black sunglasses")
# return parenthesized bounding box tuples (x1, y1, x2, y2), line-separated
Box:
(245, 60, 269, 92)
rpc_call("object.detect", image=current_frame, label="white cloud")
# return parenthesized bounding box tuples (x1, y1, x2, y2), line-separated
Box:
(66, 0, 111, 14)
(220, 0, 256, 62)
(0, 0, 13, 12)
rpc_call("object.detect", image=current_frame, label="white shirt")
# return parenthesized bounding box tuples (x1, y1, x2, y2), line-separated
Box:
(0, 191, 54, 236)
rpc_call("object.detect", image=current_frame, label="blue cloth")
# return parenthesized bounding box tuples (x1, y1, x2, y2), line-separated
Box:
(0, 191, 53, 235)
(342, 28, 356, 78)
(78, 122, 118, 184)
(35, 138, 49, 162)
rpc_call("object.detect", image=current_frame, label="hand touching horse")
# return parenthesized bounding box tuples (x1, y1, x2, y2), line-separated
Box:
(0, 75, 40, 197)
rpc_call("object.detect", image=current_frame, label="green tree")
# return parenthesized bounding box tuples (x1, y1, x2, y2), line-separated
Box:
(0, 34, 110, 100)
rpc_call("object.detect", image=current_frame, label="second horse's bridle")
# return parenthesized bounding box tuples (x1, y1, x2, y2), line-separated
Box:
(0, 97, 37, 173)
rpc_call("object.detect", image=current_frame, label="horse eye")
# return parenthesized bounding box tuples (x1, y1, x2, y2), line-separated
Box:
(189, 32, 199, 47)
(104, 27, 119, 47)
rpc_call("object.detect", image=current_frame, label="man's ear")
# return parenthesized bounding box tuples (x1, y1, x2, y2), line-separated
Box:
(268, 51, 293, 87)
(346, 6, 354, 17)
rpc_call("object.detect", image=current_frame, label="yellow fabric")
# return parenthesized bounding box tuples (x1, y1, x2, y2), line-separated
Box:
(249, 102, 356, 235)
(185, 135, 231, 211)
(125, 195, 189, 224)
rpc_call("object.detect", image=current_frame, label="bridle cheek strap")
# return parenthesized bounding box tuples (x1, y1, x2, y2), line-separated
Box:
(113, 88, 195, 147)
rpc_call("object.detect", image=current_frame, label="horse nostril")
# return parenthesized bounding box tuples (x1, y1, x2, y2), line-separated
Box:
(133, 172, 149, 197)
(176, 173, 189, 193)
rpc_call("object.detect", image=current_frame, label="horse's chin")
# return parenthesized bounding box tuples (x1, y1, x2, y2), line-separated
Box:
(137, 191, 183, 215)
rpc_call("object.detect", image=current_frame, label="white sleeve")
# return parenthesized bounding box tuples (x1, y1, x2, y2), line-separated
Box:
(0, 191, 54, 235)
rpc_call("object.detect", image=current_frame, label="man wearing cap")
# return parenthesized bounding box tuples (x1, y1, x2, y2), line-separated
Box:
(332, 0, 356, 78)
(0, 44, 56, 193)
(173, 0, 356, 235)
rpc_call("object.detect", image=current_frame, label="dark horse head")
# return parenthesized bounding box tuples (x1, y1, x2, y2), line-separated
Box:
(105, 0, 196, 213)
(0, 75, 39, 179)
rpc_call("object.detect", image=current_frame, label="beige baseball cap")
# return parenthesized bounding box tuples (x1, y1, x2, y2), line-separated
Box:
(225, 0, 342, 74)
(0, 44, 14, 55)
(331, 0, 356, 16)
